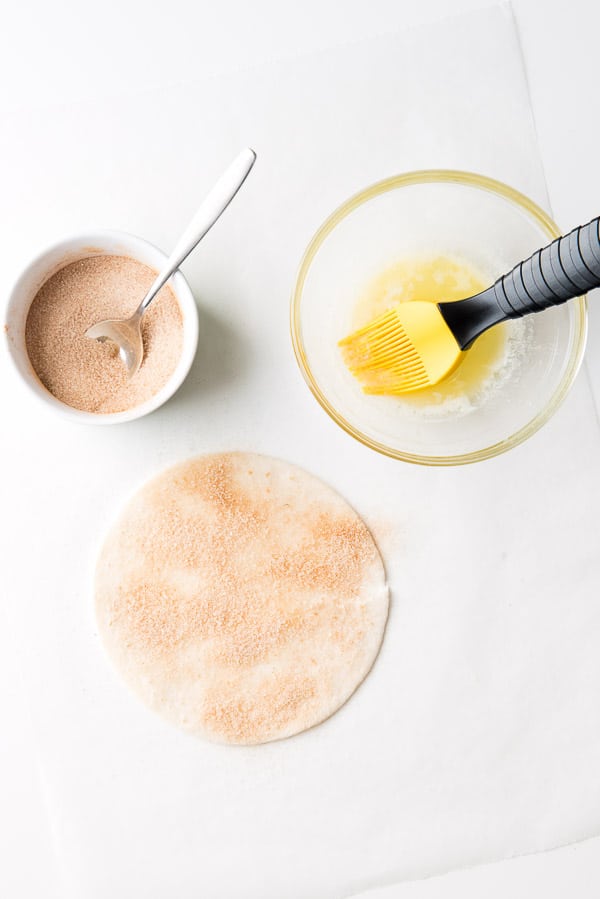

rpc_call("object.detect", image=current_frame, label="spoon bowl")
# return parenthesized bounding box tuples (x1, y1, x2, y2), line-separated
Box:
(86, 309, 145, 377)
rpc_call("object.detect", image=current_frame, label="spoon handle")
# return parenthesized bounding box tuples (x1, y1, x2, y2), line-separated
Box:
(139, 147, 256, 313)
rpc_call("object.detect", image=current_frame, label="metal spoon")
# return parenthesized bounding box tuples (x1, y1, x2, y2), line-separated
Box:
(86, 147, 257, 377)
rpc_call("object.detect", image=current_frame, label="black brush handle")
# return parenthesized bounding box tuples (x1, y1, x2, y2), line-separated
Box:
(440, 216, 600, 350)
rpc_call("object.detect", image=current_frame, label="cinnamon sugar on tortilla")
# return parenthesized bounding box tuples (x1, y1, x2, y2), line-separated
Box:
(95, 453, 389, 745)
(25, 255, 183, 413)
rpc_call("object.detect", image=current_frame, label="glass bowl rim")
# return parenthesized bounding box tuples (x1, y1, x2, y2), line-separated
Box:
(290, 169, 588, 466)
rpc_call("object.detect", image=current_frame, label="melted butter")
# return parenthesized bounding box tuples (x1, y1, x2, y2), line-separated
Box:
(351, 255, 508, 404)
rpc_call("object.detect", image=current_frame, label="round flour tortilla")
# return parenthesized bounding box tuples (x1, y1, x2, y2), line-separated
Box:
(95, 452, 388, 744)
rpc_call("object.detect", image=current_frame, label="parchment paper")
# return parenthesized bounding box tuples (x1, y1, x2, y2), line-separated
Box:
(2, 5, 600, 897)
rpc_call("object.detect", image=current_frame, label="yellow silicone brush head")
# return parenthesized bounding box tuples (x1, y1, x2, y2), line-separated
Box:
(339, 301, 462, 394)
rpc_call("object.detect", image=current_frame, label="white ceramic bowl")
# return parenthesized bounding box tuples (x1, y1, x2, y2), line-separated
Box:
(4, 230, 199, 424)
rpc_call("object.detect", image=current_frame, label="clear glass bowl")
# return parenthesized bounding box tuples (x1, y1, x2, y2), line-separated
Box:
(291, 171, 587, 465)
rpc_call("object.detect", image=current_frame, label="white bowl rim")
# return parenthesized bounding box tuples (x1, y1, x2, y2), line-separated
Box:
(3, 228, 199, 425)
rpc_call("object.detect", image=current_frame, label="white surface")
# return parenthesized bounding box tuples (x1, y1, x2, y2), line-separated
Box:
(357, 836, 600, 899)
(2, 1, 600, 897)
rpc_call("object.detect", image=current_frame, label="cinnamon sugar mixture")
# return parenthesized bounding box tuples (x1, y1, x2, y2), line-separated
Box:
(25, 255, 183, 413)
(95, 453, 389, 745)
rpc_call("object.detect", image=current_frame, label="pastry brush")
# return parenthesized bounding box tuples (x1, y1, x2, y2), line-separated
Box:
(339, 216, 600, 394)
